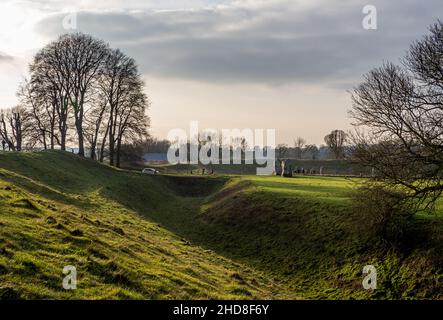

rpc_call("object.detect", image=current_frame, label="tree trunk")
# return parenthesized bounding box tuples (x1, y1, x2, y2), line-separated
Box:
(50, 132, 54, 149)
(42, 131, 47, 150)
(99, 122, 110, 163)
(60, 133, 66, 151)
(281, 160, 285, 177)
(108, 112, 115, 166)
(90, 145, 96, 160)
(116, 136, 122, 168)
(58, 96, 68, 151)
(76, 118, 85, 156)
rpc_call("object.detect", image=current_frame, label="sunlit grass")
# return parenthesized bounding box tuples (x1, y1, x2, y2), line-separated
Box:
(0, 151, 295, 300)
(1, 151, 441, 300)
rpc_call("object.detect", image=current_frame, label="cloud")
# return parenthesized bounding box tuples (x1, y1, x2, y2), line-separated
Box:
(33, 0, 443, 87)
(17, 0, 232, 12)
(0, 52, 13, 63)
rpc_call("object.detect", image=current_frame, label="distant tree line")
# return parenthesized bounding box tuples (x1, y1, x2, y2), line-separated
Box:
(118, 137, 171, 163)
(276, 130, 349, 161)
(0, 33, 150, 168)
(137, 131, 350, 163)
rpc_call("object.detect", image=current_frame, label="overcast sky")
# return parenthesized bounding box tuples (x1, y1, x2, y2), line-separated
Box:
(0, 0, 441, 145)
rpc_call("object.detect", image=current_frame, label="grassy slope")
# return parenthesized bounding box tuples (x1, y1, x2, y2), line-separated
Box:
(0, 151, 295, 299)
(197, 176, 443, 299)
(1, 151, 441, 300)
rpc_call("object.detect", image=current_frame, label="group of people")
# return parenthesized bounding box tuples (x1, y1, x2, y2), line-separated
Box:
(1, 140, 8, 151)
(277, 164, 325, 177)
(294, 167, 323, 175)
(189, 168, 215, 175)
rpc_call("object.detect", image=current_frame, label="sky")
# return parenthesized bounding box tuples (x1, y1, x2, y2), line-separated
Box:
(0, 0, 441, 145)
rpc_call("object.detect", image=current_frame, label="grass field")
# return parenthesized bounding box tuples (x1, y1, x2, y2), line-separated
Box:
(0, 151, 293, 299)
(0, 151, 442, 299)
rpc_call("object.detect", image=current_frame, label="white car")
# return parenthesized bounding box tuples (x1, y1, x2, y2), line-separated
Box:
(142, 168, 159, 175)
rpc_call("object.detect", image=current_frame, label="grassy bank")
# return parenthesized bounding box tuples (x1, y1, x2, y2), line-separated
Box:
(198, 176, 443, 299)
(0, 151, 294, 299)
(1, 151, 442, 299)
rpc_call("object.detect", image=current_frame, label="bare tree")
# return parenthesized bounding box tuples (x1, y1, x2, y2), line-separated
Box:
(0, 111, 15, 151)
(17, 79, 63, 150)
(294, 137, 306, 159)
(115, 86, 150, 167)
(304, 144, 319, 160)
(17, 81, 48, 149)
(276, 144, 289, 177)
(84, 91, 108, 160)
(30, 41, 73, 151)
(31, 33, 109, 156)
(99, 49, 149, 167)
(16, 33, 150, 162)
(143, 138, 171, 153)
(324, 130, 347, 159)
(0, 106, 31, 151)
(350, 21, 443, 209)
(100, 49, 136, 165)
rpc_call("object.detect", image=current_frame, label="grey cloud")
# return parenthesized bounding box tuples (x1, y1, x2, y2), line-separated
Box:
(34, 0, 443, 87)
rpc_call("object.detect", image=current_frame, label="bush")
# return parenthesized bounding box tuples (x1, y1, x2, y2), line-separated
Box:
(351, 185, 416, 246)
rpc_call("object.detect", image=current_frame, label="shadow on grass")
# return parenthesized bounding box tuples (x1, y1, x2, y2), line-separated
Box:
(1, 150, 442, 299)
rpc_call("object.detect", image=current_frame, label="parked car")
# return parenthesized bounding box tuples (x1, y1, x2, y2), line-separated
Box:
(142, 168, 159, 175)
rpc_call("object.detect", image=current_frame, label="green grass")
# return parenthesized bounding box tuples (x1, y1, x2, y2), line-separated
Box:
(0, 151, 294, 299)
(244, 176, 354, 203)
(1, 151, 442, 299)
(197, 176, 443, 299)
